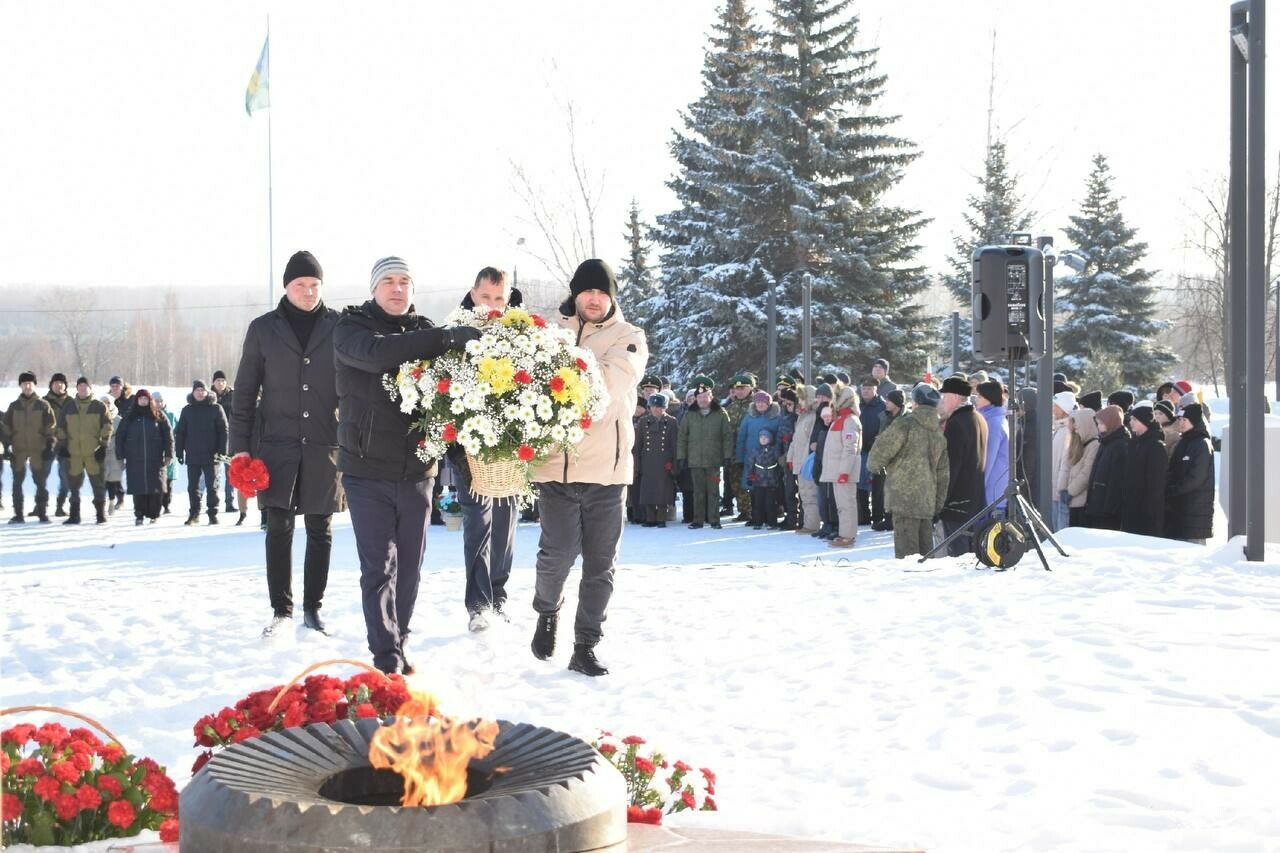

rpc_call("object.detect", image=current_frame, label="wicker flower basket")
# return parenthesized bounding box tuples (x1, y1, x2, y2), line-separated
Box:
(466, 453, 528, 498)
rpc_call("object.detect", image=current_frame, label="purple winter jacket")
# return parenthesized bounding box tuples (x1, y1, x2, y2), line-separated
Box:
(981, 404, 1010, 510)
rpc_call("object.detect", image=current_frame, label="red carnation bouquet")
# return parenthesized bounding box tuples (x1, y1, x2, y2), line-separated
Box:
(1, 718, 179, 846)
(590, 731, 717, 825)
(227, 455, 270, 498)
(191, 670, 411, 774)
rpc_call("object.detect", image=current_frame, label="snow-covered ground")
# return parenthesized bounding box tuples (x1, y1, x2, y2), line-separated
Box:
(3, 483, 1279, 852)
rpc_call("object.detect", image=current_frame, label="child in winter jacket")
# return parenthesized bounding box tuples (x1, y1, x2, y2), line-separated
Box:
(746, 428, 783, 529)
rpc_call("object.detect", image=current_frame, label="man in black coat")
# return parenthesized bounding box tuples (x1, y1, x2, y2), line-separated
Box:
(1120, 407, 1167, 537)
(445, 266, 524, 633)
(175, 380, 228, 525)
(231, 250, 345, 637)
(335, 256, 480, 675)
(211, 369, 243, 518)
(938, 375, 988, 557)
(1165, 403, 1214, 544)
(1085, 404, 1129, 530)
(857, 379, 886, 527)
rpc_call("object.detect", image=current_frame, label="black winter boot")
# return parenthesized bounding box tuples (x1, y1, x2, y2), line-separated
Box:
(62, 497, 81, 525)
(55, 496, 67, 517)
(568, 644, 609, 677)
(235, 510, 247, 526)
(208, 509, 219, 525)
(531, 613, 558, 660)
(184, 514, 200, 526)
(8, 495, 23, 524)
(302, 608, 328, 635)
(94, 499, 107, 524)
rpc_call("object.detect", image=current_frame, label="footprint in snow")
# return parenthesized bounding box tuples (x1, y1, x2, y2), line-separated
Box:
(1193, 760, 1244, 787)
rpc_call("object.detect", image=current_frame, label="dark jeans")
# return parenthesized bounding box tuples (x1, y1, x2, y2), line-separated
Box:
(344, 474, 433, 674)
(264, 507, 333, 617)
(532, 481, 625, 646)
(780, 470, 798, 525)
(750, 485, 777, 525)
(187, 461, 221, 515)
(460, 488, 516, 613)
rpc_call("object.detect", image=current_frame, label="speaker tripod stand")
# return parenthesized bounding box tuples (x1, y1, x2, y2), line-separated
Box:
(918, 359, 1069, 571)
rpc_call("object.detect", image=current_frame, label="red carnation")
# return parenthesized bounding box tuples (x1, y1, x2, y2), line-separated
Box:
(231, 726, 262, 743)
(75, 783, 102, 811)
(160, 817, 181, 843)
(598, 742, 617, 755)
(1, 792, 22, 822)
(514, 370, 533, 385)
(621, 735, 645, 745)
(634, 756, 656, 775)
(98, 742, 125, 764)
(580, 413, 592, 429)
(575, 357, 588, 372)
(191, 750, 213, 775)
(34, 722, 69, 748)
(488, 309, 503, 319)
(51, 759, 81, 783)
(410, 366, 423, 380)
(97, 775, 123, 799)
(549, 376, 566, 392)
(437, 377, 451, 394)
(681, 790, 697, 809)
(442, 423, 458, 443)
(2, 723, 36, 747)
(54, 792, 80, 821)
(12, 757, 38, 777)
(32, 774, 61, 801)
(532, 314, 546, 327)
(354, 703, 379, 719)
(626, 805, 663, 825)
(0, 752, 8, 775)
(107, 798, 136, 829)
(517, 444, 535, 462)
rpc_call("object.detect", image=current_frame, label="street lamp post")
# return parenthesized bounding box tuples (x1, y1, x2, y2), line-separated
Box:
(801, 274, 813, 389)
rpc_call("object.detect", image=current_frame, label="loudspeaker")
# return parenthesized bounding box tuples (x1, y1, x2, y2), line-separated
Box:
(971, 245, 1045, 361)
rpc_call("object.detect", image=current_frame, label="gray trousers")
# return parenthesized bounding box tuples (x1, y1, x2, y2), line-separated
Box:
(532, 481, 625, 646)
(894, 517, 936, 559)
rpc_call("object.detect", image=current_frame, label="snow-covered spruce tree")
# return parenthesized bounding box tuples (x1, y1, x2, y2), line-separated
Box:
(738, 0, 931, 378)
(616, 199, 660, 340)
(940, 140, 1036, 371)
(652, 0, 764, 385)
(1056, 154, 1173, 391)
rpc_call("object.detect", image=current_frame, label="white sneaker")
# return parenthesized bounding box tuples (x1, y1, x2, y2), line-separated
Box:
(261, 614, 292, 638)
(468, 611, 489, 633)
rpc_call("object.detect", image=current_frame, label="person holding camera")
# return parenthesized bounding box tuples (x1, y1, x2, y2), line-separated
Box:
(2, 370, 57, 523)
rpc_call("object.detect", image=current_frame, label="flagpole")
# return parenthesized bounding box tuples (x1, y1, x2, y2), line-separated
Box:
(266, 16, 274, 307)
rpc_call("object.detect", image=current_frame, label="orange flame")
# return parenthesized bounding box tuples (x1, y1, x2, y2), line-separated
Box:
(367, 690, 500, 807)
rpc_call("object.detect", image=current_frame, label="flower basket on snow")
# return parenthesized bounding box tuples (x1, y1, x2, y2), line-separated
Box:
(1, 705, 180, 847)
(386, 306, 609, 501)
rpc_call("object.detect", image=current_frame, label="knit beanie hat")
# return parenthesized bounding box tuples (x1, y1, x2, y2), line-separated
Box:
(1174, 379, 1194, 395)
(50, 372, 68, 386)
(759, 428, 773, 441)
(813, 383, 834, 400)
(752, 390, 772, 404)
(76, 376, 90, 387)
(1078, 390, 1103, 412)
(912, 382, 940, 408)
(835, 370, 851, 386)
(192, 379, 207, 391)
(1178, 391, 1198, 409)
(1107, 390, 1135, 411)
(1129, 406, 1156, 428)
(1052, 391, 1077, 413)
(976, 380, 1004, 408)
(18, 370, 36, 384)
(369, 256, 412, 293)
(1095, 404, 1123, 435)
(872, 358, 889, 371)
(212, 370, 227, 382)
(778, 387, 798, 404)
(283, 250, 323, 287)
(1180, 402, 1206, 430)
(886, 388, 906, 410)
(1153, 400, 1176, 423)
(109, 376, 123, 385)
(568, 259, 618, 299)
(941, 375, 972, 397)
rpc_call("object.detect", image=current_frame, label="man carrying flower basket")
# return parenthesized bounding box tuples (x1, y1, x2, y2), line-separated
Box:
(529, 259, 648, 677)
(335, 256, 481, 675)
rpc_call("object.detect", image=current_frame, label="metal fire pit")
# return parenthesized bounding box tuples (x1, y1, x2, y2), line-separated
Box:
(180, 718, 626, 852)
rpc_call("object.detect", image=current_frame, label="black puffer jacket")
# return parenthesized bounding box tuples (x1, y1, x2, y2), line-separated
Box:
(1085, 427, 1128, 526)
(333, 300, 465, 481)
(1165, 427, 1214, 540)
(1121, 428, 1167, 537)
(114, 407, 173, 495)
(175, 392, 228, 464)
(231, 298, 344, 514)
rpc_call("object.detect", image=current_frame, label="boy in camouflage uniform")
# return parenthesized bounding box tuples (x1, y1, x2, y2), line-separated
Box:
(866, 384, 950, 558)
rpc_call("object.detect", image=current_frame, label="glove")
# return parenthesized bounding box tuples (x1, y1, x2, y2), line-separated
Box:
(94, 446, 106, 463)
(1058, 489, 1070, 505)
(58, 445, 71, 459)
(837, 473, 849, 484)
(176, 452, 185, 465)
(446, 326, 483, 351)
(663, 461, 672, 471)
(41, 443, 54, 462)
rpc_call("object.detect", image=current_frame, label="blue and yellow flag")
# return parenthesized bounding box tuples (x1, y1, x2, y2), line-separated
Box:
(245, 35, 270, 116)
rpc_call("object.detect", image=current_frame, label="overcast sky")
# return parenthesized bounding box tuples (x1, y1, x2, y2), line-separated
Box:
(0, 0, 1271, 319)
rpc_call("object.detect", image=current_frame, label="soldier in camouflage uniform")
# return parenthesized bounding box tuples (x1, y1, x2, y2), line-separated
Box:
(677, 376, 733, 529)
(721, 373, 755, 520)
(44, 372, 72, 516)
(3, 370, 57, 523)
(866, 383, 950, 559)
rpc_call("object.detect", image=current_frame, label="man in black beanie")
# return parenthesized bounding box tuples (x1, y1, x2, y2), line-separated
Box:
(44, 372, 71, 515)
(1166, 403, 1214, 544)
(1119, 406, 1166, 537)
(1107, 390, 1135, 412)
(232, 250, 347, 639)
(2, 371, 57, 522)
(1078, 390, 1103, 413)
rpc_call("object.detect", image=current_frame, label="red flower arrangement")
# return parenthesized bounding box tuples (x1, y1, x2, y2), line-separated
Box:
(227, 455, 270, 498)
(1, 720, 179, 846)
(191, 671, 411, 774)
(590, 732, 716, 825)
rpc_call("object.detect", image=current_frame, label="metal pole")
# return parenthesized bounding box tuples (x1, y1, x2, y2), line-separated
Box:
(767, 276, 777, 389)
(801, 274, 812, 389)
(951, 311, 961, 376)
(1246, 0, 1266, 561)
(1229, 1, 1248, 539)
(1036, 249, 1055, 522)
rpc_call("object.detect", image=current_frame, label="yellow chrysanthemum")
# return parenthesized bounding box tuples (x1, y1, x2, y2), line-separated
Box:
(500, 308, 533, 328)
(549, 366, 587, 408)
(477, 356, 517, 395)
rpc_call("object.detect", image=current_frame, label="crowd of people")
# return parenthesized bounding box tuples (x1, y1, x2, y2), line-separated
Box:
(3, 248, 1219, 676)
(624, 368, 1218, 558)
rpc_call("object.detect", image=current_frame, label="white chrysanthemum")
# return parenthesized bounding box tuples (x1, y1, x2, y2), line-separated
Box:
(566, 425, 585, 444)
(450, 398, 466, 415)
(463, 390, 486, 411)
(557, 407, 577, 426)
(517, 405, 536, 423)
(549, 425, 567, 441)
(535, 401, 554, 422)
(518, 389, 538, 407)
(464, 339, 483, 356)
